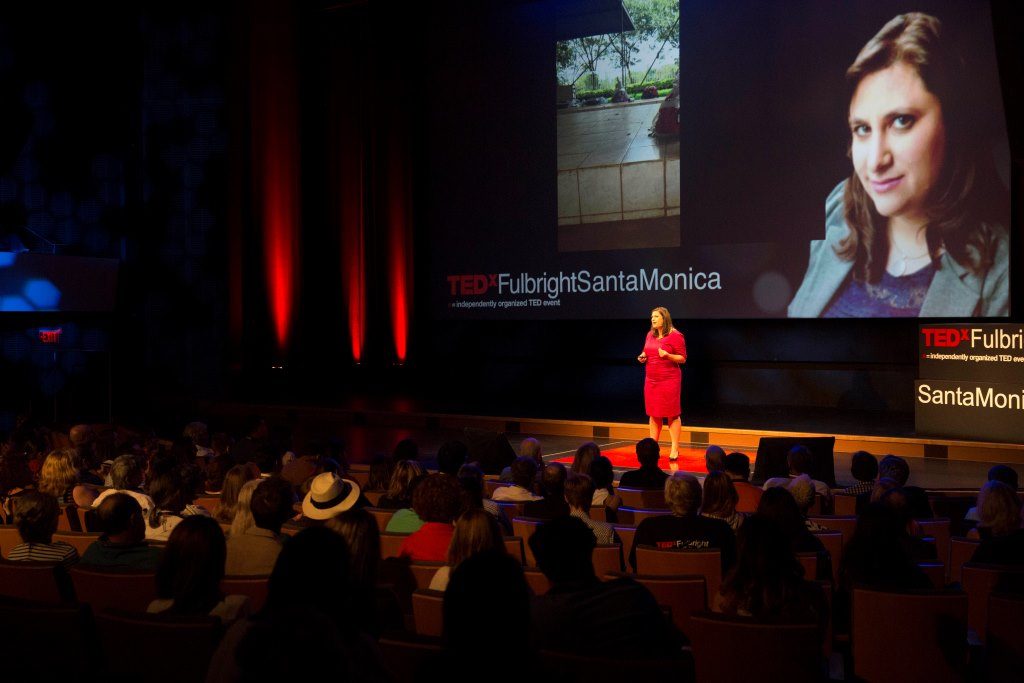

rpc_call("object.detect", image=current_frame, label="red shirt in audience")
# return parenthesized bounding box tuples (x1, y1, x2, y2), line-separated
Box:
(399, 522, 454, 562)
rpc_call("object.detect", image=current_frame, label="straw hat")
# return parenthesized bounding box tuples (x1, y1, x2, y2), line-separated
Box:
(301, 472, 361, 520)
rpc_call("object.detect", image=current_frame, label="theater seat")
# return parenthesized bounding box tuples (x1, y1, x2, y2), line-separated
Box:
(852, 587, 967, 680)
(634, 547, 722, 609)
(540, 649, 694, 682)
(94, 609, 223, 683)
(367, 507, 397, 533)
(987, 592, 1024, 680)
(689, 611, 822, 683)
(0, 597, 99, 680)
(0, 560, 74, 603)
(961, 563, 1024, 643)
(220, 575, 270, 612)
(411, 589, 444, 637)
(69, 567, 157, 612)
(52, 531, 102, 557)
(606, 572, 705, 634)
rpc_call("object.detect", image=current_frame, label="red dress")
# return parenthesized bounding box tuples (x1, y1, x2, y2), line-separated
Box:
(643, 329, 686, 418)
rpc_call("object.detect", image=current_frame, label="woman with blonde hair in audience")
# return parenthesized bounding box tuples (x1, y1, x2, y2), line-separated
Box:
(430, 508, 506, 591)
(570, 441, 601, 475)
(969, 481, 1024, 565)
(216, 464, 260, 524)
(701, 471, 745, 532)
(229, 479, 261, 537)
(377, 459, 425, 510)
(37, 448, 98, 507)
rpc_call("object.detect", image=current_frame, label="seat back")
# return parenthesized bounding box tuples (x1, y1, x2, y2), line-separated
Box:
(58, 505, 75, 532)
(367, 507, 396, 533)
(852, 588, 967, 680)
(613, 526, 637, 570)
(0, 560, 73, 603)
(987, 592, 1024, 681)
(363, 490, 384, 507)
(734, 482, 763, 514)
(511, 517, 544, 567)
(832, 494, 858, 516)
(615, 507, 672, 526)
(193, 496, 221, 517)
(378, 636, 443, 683)
(494, 502, 525, 527)
(540, 649, 693, 680)
(807, 516, 857, 545)
(592, 544, 623, 578)
(411, 589, 445, 637)
(961, 563, 1024, 643)
(916, 518, 951, 570)
(503, 536, 525, 564)
(95, 609, 223, 683)
(523, 568, 552, 596)
(616, 488, 667, 509)
(628, 573, 706, 634)
(483, 480, 509, 498)
(77, 506, 99, 532)
(796, 552, 818, 579)
(0, 525, 23, 558)
(380, 532, 409, 559)
(69, 567, 157, 612)
(812, 531, 843, 585)
(347, 464, 371, 489)
(948, 536, 980, 584)
(0, 597, 99, 680)
(689, 612, 822, 683)
(52, 531, 102, 557)
(409, 561, 445, 591)
(635, 547, 722, 608)
(588, 505, 607, 522)
(918, 562, 946, 589)
(220, 575, 270, 612)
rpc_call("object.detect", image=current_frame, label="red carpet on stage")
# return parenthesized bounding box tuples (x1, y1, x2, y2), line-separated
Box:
(552, 445, 755, 473)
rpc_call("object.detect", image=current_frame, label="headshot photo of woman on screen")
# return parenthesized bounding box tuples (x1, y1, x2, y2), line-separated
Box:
(788, 12, 1010, 318)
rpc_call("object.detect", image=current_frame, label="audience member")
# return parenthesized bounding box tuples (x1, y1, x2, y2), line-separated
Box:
(629, 472, 735, 572)
(499, 437, 543, 482)
(763, 446, 832, 508)
(530, 516, 683, 659)
(700, 471, 745, 532)
(91, 454, 155, 516)
(148, 515, 250, 622)
(970, 481, 1024, 565)
(457, 463, 509, 533)
(300, 472, 360, 526)
(442, 550, 534, 677)
(215, 463, 261, 524)
(7, 490, 79, 567)
(590, 455, 622, 515)
(146, 471, 209, 541)
(870, 455, 932, 518)
(229, 479, 261, 537)
(754, 487, 832, 582)
(491, 457, 541, 502)
(430, 508, 505, 591)
(203, 456, 230, 495)
(365, 455, 394, 493)
(437, 440, 469, 476)
(836, 503, 931, 630)
(383, 474, 427, 533)
(565, 472, 617, 545)
(619, 438, 668, 490)
(183, 421, 214, 461)
(877, 487, 938, 562)
(841, 451, 878, 497)
(399, 474, 463, 561)
(325, 507, 403, 636)
(723, 452, 762, 512)
(705, 445, 726, 474)
(523, 463, 569, 520)
(37, 448, 98, 507)
(786, 475, 828, 532)
(392, 437, 419, 464)
(377, 460, 425, 510)
(207, 527, 387, 681)
(570, 441, 601, 475)
(80, 493, 162, 570)
(717, 516, 828, 629)
(964, 464, 1019, 523)
(226, 477, 294, 575)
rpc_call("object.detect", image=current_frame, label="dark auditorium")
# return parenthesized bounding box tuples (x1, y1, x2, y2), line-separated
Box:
(1, 1, 1023, 681)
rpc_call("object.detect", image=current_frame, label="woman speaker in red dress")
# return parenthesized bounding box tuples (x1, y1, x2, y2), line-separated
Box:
(637, 307, 687, 461)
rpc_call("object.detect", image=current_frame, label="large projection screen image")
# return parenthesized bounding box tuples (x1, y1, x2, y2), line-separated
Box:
(556, 1, 680, 253)
(432, 0, 1010, 320)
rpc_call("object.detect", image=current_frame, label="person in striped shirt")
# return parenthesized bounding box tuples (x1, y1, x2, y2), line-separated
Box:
(7, 490, 79, 567)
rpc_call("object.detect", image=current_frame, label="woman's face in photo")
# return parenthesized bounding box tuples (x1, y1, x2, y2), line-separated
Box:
(849, 61, 947, 225)
(650, 310, 664, 331)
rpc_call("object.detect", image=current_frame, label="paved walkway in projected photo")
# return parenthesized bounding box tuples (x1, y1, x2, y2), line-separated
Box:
(557, 99, 680, 226)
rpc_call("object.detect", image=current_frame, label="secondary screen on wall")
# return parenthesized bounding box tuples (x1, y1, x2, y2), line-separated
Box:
(429, 0, 1010, 320)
